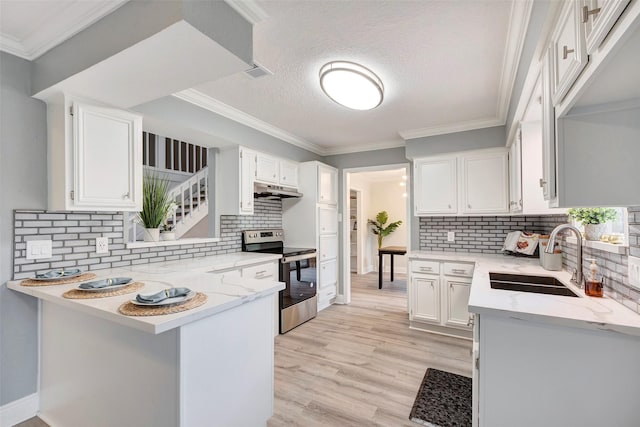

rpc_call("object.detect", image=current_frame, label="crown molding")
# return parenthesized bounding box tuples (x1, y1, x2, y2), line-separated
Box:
(496, 0, 534, 121)
(322, 139, 406, 156)
(224, 0, 268, 25)
(173, 89, 325, 155)
(399, 117, 504, 141)
(0, 0, 127, 61)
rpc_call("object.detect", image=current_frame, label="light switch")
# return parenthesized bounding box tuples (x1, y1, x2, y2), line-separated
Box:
(26, 240, 52, 260)
(447, 231, 455, 242)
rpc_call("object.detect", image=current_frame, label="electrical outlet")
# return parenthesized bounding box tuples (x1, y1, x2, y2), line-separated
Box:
(26, 240, 52, 259)
(629, 256, 640, 289)
(96, 237, 109, 254)
(447, 231, 455, 242)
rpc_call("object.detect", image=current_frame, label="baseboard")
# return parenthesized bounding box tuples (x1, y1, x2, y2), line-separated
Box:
(0, 393, 39, 427)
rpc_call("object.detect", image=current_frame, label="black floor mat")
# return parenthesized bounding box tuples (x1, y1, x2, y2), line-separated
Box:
(409, 368, 472, 427)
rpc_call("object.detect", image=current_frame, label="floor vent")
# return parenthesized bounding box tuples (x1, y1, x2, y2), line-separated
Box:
(245, 62, 273, 79)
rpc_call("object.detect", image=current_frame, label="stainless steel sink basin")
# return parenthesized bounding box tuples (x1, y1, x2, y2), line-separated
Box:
(489, 272, 578, 297)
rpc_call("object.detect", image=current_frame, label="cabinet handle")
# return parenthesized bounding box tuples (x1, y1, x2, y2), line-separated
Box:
(448, 204, 451, 209)
(539, 178, 547, 188)
(420, 267, 432, 271)
(468, 204, 471, 209)
(273, 174, 276, 178)
(519, 199, 523, 207)
(452, 268, 467, 274)
(282, 176, 286, 181)
(562, 45, 575, 60)
(582, 5, 601, 23)
(122, 192, 130, 199)
(450, 283, 453, 289)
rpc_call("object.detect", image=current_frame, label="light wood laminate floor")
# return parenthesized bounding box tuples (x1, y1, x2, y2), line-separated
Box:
(16, 273, 471, 427)
(268, 272, 472, 426)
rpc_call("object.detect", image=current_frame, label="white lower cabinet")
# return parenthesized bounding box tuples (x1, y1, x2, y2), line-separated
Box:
(409, 258, 473, 338)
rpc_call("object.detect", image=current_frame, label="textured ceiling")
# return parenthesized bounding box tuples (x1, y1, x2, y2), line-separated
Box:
(194, 0, 515, 152)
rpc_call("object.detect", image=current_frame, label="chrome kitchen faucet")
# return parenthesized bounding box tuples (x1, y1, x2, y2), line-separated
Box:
(546, 224, 583, 288)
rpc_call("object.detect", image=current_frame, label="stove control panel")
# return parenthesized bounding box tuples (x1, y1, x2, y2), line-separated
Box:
(243, 229, 284, 244)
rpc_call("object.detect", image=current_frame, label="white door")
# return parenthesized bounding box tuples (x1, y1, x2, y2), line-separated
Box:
(279, 160, 299, 188)
(72, 102, 142, 211)
(240, 148, 256, 214)
(414, 157, 457, 215)
(444, 278, 471, 329)
(582, 0, 630, 54)
(318, 164, 337, 205)
(462, 151, 509, 214)
(411, 276, 440, 323)
(255, 153, 279, 184)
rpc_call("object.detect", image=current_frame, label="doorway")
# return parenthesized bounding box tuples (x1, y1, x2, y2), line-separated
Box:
(341, 163, 411, 305)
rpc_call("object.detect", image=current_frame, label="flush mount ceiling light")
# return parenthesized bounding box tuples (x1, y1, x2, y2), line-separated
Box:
(319, 61, 384, 110)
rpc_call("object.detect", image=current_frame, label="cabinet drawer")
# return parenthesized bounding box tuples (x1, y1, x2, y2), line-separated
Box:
(411, 260, 440, 275)
(319, 285, 336, 301)
(319, 259, 337, 288)
(443, 262, 474, 277)
(242, 262, 277, 281)
(319, 235, 338, 261)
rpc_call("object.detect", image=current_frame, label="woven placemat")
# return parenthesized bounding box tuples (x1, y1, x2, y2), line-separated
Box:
(20, 273, 97, 287)
(62, 282, 145, 299)
(118, 292, 208, 317)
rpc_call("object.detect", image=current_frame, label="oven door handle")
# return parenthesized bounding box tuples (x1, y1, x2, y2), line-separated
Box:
(282, 253, 317, 263)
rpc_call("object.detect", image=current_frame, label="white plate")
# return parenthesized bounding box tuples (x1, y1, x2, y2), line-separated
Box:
(32, 269, 83, 281)
(130, 290, 196, 307)
(76, 278, 133, 292)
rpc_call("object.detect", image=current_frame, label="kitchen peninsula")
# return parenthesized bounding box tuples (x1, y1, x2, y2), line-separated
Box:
(8, 252, 283, 427)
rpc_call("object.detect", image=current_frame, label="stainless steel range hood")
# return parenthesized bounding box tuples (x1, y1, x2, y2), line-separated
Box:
(254, 183, 303, 199)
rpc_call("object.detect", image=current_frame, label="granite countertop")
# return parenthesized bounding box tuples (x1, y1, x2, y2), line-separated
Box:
(409, 251, 640, 337)
(7, 252, 284, 334)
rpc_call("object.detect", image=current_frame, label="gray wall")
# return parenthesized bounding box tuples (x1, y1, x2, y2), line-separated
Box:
(32, 0, 253, 96)
(405, 125, 505, 159)
(0, 52, 47, 405)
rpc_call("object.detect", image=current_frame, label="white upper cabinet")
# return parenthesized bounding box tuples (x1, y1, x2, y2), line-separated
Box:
(318, 164, 338, 205)
(217, 146, 255, 216)
(414, 157, 457, 215)
(461, 150, 509, 215)
(48, 97, 142, 211)
(581, 0, 631, 53)
(255, 153, 279, 184)
(240, 148, 256, 214)
(541, 47, 558, 202)
(508, 132, 523, 213)
(279, 160, 299, 188)
(551, 1, 588, 105)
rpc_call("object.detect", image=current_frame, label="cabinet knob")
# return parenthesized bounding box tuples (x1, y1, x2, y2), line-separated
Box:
(468, 204, 471, 209)
(122, 192, 130, 199)
(448, 204, 451, 209)
(562, 45, 575, 60)
(582, 5, 601, 23)
(282, 176, 286, 181)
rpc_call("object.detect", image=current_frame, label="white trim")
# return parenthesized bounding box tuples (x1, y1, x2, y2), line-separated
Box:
(322, 139, 406, 156)
(172, 89, 325, 155)
(399, 117, 503, 140)
(224, 0, 268, 25)
(0, 393, 39, 427)
(0, 0, 128, 61)
(126, 237, 221, 250)
(496, 0, 534, 121)
(565, 237, 628, 254)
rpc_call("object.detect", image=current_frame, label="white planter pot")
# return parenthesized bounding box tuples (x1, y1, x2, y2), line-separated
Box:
(160, 231, 176, 241)
(143, 228, 160, 242)
(584, 223, 607, 241)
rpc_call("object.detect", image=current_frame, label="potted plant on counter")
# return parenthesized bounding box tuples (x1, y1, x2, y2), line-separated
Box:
(138, 172, 172, 242)
(567, 207, 617, 241)
(368, 211, 402, 249)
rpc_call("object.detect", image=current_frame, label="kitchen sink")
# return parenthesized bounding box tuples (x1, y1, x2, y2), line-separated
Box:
(489, 272, 578, 297)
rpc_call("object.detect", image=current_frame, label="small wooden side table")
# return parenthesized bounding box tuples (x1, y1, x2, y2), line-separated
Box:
(378, 246, 407, 289)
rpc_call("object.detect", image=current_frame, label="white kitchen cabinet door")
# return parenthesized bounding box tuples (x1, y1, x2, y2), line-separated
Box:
(319, 258, 337, 289)
(509, 132, 523, 213)
(461, 151, 509, 214)
(319, 234, 338, 262)
(255, 153, 279, 184)
(582, 0, 630, 54)
(72, 102, 142, 211)
(318, 207, 338, 235)
(240, 148, 256, 214)
(541, 47, 557, 202)
(444, 278, 471, 329)
(318, 164, 338, 205)
(279, 160, 299, 188)
(242, 262, 278, 281)
(551, 1, 588, 105)
(411, 275, 440, 324)
(414, 157, 457, 215)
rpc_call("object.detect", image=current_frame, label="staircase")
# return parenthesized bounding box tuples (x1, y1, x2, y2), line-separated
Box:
(128, 167, 209, 241)
(164, 166, 209, 238)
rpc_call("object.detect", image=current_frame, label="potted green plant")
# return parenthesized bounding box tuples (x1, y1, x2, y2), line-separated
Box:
(368, 211, 402, 249)
(567, 207, 617, 241)
(138, 172, 172, 242)
(160, 202, 179, 241)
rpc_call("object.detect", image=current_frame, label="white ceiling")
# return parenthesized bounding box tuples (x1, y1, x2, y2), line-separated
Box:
(0, 0, 531, 156)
